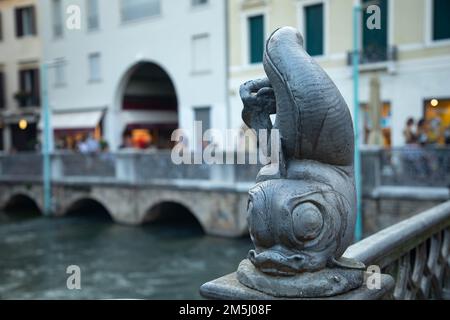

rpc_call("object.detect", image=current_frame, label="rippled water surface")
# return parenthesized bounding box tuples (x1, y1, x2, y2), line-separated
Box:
(0, 211, 251, 299)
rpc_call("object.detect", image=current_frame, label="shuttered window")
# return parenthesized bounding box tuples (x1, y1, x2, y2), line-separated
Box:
(15, 6, 37, 37)
(52, 0, 63, 38)
(362, 0, 388, 62)
(433, 0, 450, 41)
(88, 53, 102, 81)
(248, 15, 264, 64)
(18, 69, 40, 107)
(87, 0, 100, 31)
(121, 0, 161, 22)
(0, 12, 3, 41)
(0, 72, 5, 109)
(304, 4, 324, 56)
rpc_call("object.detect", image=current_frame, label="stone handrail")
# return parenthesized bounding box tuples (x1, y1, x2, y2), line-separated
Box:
(0, 148, 449, 190)
(344, 200, 450, 299)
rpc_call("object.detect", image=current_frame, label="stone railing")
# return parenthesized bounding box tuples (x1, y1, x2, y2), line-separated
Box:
(0, 152, 43, 181)
(345, 200, 450, 299)
(0, 151, 251, 187)
(1, 147, 449, 190)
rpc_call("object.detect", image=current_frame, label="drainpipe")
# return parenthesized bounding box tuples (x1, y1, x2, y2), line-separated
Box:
(353, 0, 363, 241)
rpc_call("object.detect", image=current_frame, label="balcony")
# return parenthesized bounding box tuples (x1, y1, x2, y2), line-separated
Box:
(347, 45, 398, 72)
(13, 91, 40, 109)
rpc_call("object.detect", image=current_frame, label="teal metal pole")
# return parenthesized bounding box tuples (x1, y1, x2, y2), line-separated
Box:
(41, 63, 52, 216)
(353, 2, 363, 241)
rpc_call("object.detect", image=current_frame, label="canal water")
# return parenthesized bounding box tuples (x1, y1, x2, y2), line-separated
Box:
(0, 209, 252, 299)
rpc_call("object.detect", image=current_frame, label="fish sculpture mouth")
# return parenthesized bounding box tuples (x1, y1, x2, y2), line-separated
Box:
(248, 249, 316, 276)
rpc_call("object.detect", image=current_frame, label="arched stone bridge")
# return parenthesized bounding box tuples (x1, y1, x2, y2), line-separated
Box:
(0, 152, 258, 237)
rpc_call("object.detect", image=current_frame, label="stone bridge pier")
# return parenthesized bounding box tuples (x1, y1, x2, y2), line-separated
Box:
(0, 181, 250, 237)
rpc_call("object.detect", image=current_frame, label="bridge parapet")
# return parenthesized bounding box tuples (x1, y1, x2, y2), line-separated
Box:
(2, 147, 449, 188)
(344, 200, 450, 299)
(0, 151, 259, 187)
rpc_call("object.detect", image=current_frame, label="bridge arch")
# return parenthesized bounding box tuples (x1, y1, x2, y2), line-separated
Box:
(63, 197, 114, 221)
(2, 193, 42, 216)
(142, 199, 206, 233)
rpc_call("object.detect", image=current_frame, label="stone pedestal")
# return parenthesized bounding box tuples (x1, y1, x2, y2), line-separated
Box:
(200, 272, 395, 300)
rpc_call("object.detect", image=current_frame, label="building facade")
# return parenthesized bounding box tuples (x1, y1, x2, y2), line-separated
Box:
(228, 0, 450, 147)
(0, 0, 42, 152)
(39, 0, 228, 151)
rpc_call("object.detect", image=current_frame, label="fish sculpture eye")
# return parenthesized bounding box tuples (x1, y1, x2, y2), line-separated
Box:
(292, 202, 323, 241)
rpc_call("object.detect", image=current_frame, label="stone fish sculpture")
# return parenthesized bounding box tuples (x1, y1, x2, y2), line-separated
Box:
(237, 27, 365, 298)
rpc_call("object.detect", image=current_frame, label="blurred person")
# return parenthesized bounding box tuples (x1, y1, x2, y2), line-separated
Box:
(427, 118, 441, 145)
(417, 119, 428, 146)
(77, 133, 98, 154)
(403, 117, 417, 144)
(445, 126, 450, 146)
(119, 130, 134, 149)
(99, 140, 114, 164)
(85, 133, 100, 153)
(78, 134, 89, 154)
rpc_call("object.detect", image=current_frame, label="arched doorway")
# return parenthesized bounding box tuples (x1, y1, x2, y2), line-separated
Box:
(120, 62, 179, 150)
(144, 202, 204, 235)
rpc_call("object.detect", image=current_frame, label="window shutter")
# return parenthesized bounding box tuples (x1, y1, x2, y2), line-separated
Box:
(15, 8, 23, 37)
(433, 0, 450, 40)
(19, 70, 25, 92)
(305, 4, 324, 56)
(32, 69, 40, 106)
(31, 6, 37, 35)
(362, 0, 388, 62)
(249, 15, 264, 64)
(0, 12, 3, 41)
(0, 72, 5, 109)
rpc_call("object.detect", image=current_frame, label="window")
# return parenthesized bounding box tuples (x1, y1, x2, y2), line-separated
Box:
(0, 126, 3, 151)
(0, 71, 5, 109)
(194, 107, 211, 151)
(87, 0, 100, 31)
(248, 15, 264, 64)
(54, 61, 66, 87)
(192, 34, 210, 73)
(18, 69, 40, 107)
(15, 6, 37, 37)
(433, 0, 450, 41)
(52, 0, 63, 38)
(88, 53, 102, 81)
(0, 12, 3, 41)
(121, 0, 161, 22)
(304, 4, 324, 56)
(192, 0, 208, 7)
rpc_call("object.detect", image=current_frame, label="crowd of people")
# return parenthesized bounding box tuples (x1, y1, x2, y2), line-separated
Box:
(403, 117, 450, 146)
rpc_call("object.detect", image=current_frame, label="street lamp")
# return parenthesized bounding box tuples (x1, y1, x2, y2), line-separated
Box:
(353, 0, 363, 241)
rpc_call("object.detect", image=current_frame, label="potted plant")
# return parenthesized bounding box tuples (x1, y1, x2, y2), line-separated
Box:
(13, 91, 32, 107)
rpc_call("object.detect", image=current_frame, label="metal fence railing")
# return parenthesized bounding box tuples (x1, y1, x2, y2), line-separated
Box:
(361, 146, 450, 189)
